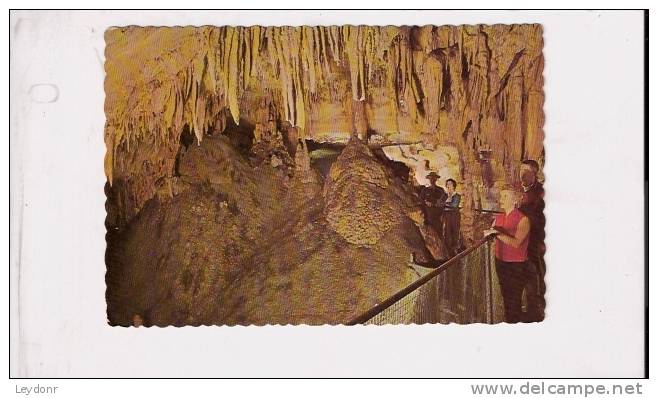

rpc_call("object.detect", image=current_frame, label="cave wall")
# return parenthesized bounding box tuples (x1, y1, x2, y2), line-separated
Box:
(104, 25, 544, 229)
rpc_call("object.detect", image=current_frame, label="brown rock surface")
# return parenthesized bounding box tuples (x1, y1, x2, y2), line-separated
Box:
(104, 25, 545, 325)
(104, 25, 545, 234)
(106, 135, 431, 325)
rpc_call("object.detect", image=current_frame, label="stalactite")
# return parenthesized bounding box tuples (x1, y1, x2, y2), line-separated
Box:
(105, 24, 544, 224)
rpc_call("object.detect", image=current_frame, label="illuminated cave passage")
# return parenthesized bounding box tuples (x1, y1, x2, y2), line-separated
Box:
(306, 140, 343, 178)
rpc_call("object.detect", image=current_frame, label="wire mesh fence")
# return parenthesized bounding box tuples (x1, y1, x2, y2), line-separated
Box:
(348, 236, 503, 325)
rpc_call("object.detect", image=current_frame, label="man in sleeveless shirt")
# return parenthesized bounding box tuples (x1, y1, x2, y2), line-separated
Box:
(485, 188, 532, 323)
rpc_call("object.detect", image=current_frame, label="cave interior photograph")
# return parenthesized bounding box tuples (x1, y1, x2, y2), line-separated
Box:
(103, 25, 546, 327)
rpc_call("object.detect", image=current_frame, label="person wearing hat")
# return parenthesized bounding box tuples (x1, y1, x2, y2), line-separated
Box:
(419, 171, 447, 238)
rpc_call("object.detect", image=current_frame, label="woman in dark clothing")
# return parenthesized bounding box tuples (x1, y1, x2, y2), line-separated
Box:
(443, 178, 462, 256)
(444, 178, 461, 209)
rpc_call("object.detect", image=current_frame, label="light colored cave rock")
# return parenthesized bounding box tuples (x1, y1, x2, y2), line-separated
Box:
(104, 24, 544, 325)
(105, 24, 544, 237)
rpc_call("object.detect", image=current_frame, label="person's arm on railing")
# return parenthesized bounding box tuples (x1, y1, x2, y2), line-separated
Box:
(490, 216, 530, 248)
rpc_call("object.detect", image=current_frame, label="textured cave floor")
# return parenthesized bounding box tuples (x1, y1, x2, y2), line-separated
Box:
(105, 135, 437, 326)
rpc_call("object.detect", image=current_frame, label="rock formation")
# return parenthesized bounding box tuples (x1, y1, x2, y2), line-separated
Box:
(105, 25, 545, 236)
(104, 24, 544, 325)
(106, 135, 433, 325)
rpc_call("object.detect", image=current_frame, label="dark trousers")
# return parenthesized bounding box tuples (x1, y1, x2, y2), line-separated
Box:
(524, 249, 546, 322)
(423, 207, 444, 239)
(495, 259, 534, 323)
(443, 210, 461, 257)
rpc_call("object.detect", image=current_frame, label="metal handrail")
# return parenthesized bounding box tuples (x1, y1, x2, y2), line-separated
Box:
(443, 207, 503, 214)
(473, 208, 504, 214)
(346, 234, 496, 325)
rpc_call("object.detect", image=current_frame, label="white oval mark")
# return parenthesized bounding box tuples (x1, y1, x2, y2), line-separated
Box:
(29, 84, 59, 103)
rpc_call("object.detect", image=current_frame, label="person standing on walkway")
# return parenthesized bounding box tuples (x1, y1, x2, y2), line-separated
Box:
(443, 178, 462, 256)
(419, 171, 447, 239)
(486, 188, 532, 323)
(518, 159, 546, 322)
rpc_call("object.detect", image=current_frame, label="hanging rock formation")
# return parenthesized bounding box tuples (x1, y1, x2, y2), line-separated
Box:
(105, 24, 545, 236)
(104, 24, 545, 325)
(324, 137, 398, 246)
